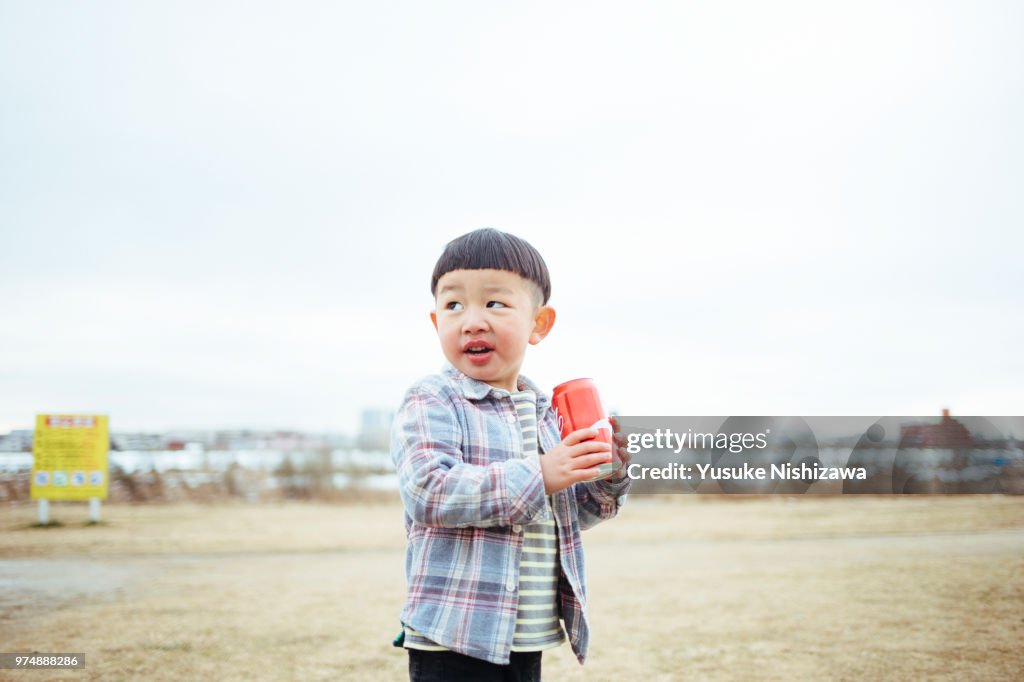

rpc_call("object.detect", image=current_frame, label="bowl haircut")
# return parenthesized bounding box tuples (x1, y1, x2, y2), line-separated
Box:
(431, 228, 551, 306)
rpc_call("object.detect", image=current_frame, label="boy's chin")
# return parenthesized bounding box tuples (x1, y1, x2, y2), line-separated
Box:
(463, 366, 497, 383)
(457, 363, 517, 390)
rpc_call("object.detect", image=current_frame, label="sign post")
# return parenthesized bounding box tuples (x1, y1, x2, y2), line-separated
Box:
(31, 415, 109, 523)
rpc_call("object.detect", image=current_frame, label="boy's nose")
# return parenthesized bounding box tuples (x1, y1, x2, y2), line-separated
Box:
(462, 310, 490, 334)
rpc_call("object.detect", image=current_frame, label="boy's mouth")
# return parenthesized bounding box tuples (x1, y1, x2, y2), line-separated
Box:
(462, 341, 495, 363)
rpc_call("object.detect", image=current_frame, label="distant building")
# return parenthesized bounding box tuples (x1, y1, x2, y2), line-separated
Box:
(110, 432, 166, 451)
(358, 408, 394, 450)
(899, 409, 973, 448)
(0, 430, 33, 452)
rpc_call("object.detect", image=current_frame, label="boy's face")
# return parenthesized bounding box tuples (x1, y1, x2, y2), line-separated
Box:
(431, 269, 555, 392)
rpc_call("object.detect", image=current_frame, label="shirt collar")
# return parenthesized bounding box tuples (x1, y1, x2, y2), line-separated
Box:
(442, 363, 551, 409)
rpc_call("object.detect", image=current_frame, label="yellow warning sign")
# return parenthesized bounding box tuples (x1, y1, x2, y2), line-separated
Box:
(31, 415, 109, 500)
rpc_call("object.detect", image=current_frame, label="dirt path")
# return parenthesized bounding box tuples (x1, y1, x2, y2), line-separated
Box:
(1, 496, 1022, 681)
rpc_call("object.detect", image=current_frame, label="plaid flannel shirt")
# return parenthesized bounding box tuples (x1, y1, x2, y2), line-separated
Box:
(391, 364, 631, 665)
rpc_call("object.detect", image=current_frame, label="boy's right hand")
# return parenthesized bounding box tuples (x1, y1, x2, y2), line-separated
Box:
(540, 428, 613, 494)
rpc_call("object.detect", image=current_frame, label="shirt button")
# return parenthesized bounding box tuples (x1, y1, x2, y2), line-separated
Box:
(506, 579, 516, 591)
(512, 524, 522, 533)
(506, 414, 516, 423)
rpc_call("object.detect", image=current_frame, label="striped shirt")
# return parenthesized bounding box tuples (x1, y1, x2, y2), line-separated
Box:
(510, 389, 564, 651)
(392, 364, 631, 665)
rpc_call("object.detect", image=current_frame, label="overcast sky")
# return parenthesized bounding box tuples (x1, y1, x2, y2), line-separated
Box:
(1, 1, 1021, 434)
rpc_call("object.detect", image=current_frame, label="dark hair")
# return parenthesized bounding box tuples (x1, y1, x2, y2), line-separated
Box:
(431, 228, 551, 305)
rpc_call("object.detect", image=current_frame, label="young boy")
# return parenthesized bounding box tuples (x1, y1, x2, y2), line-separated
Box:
(391, 228, 631, 681)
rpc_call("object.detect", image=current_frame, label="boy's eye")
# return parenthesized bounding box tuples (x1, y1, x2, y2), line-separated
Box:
(486, 301, 506, 309)
(446, 302, 464, 311)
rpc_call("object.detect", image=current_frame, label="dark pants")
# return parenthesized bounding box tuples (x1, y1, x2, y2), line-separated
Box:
(407, 649, 542, 682)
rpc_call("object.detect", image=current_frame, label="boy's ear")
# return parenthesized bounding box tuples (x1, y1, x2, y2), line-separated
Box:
(529, 306, 556, 345)
(429, 310, 438, 332)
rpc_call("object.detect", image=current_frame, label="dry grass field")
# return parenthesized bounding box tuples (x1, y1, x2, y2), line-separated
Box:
(1, 495, 1022, 681)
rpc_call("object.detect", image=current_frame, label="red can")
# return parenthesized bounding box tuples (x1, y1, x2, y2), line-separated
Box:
(551, 378, 617, 480)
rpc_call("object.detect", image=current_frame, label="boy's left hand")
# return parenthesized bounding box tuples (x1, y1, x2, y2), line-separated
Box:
(608, 415, 632, 482)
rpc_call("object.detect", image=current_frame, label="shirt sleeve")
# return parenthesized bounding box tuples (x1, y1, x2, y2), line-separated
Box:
(572, 471, 631, 531)
(391, 384, 550, 529)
